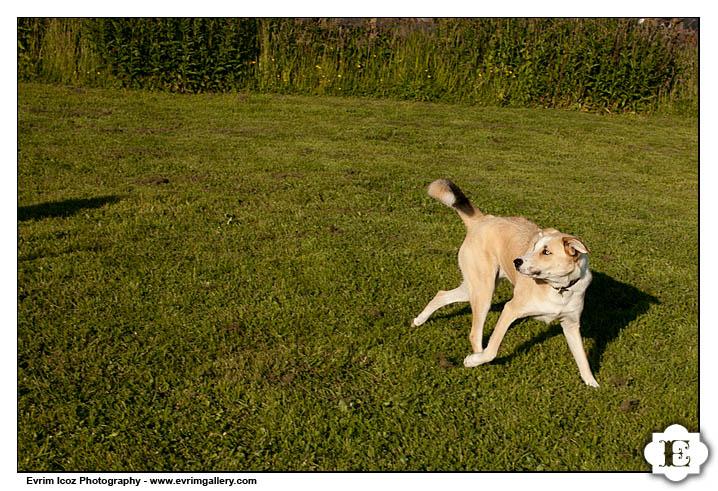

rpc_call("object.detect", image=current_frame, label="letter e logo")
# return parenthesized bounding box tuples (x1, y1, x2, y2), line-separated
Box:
(644, 424, 708, 482)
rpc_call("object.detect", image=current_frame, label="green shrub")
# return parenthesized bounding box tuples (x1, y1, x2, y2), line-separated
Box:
(85, 18, 259, 92)
(17, 18, 697, 114)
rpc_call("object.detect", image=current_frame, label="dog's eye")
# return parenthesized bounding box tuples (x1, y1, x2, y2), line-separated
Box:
(542, 248, 551, 255)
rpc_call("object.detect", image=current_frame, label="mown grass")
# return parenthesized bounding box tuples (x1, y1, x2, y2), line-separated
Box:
(17, 82, 697, 471)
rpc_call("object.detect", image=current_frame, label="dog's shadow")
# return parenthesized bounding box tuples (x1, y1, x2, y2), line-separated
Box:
(579, 271, 659, 373)
(435, 272, 658, 374)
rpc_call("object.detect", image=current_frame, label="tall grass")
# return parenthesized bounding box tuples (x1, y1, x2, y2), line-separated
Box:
(17, 18, 698, 114)
(17, 18, 104, 85)
(254, 18, 697, 113)
(85, 18, 258, 92)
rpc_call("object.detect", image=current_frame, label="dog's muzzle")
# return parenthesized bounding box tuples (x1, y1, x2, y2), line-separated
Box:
(514, 258, 540, 277)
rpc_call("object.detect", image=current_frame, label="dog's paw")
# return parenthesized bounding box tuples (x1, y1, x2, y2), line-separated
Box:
(411, 317, 423, 327)
(463, 352, 488, 368)
(584, 378, 600, 388)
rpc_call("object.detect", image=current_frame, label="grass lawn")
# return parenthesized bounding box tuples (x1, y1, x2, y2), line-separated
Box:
(17, 82, 698, 471)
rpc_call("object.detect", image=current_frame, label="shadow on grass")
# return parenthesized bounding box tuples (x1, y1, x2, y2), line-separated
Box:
(430, 272, 658, 375)
(581, 271, 659, 373)
(18, 196, 122, 221)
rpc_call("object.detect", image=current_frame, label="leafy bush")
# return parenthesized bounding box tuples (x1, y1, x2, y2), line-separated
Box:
(253, 18, 695, 113)
(85, 18, 259, 92)
(17, 18, 697, 114)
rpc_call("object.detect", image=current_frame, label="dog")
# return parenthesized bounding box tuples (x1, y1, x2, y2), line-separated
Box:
(412, 179, 598, 387)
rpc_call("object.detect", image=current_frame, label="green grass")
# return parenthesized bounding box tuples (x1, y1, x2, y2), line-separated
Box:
(17, 82, 698, 471)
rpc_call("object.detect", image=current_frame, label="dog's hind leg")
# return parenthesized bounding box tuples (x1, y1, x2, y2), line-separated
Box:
(464, 298, 520, 367)
(412, 283, 469, 327)
(466, 274, 496, 354)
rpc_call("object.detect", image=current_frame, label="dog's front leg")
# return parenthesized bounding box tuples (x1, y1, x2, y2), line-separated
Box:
(464, 300, 520, 368)
(560, 319, 599, 387)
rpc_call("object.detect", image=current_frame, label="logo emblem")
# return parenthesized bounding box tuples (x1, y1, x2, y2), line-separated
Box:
(644, 424, 709, 482)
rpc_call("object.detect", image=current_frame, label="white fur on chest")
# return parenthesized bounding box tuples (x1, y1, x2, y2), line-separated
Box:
(526, 271, 591, 324)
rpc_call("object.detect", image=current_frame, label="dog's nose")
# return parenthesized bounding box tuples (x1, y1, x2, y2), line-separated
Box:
(513, 258, 523, 270)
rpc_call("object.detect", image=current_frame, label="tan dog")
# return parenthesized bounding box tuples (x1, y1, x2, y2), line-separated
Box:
(413, 179, 598, 387)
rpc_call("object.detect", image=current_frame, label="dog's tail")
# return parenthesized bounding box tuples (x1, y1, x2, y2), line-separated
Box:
(427, 179, 481, 225)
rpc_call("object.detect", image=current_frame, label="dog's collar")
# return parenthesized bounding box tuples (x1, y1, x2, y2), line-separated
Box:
(554, 277, 580, 294)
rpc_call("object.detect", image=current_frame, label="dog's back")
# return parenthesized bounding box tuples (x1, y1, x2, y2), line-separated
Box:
(428, 179, 541, 284)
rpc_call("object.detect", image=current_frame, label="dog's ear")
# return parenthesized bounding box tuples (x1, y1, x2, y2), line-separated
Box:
(563, 236, 589, 256)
